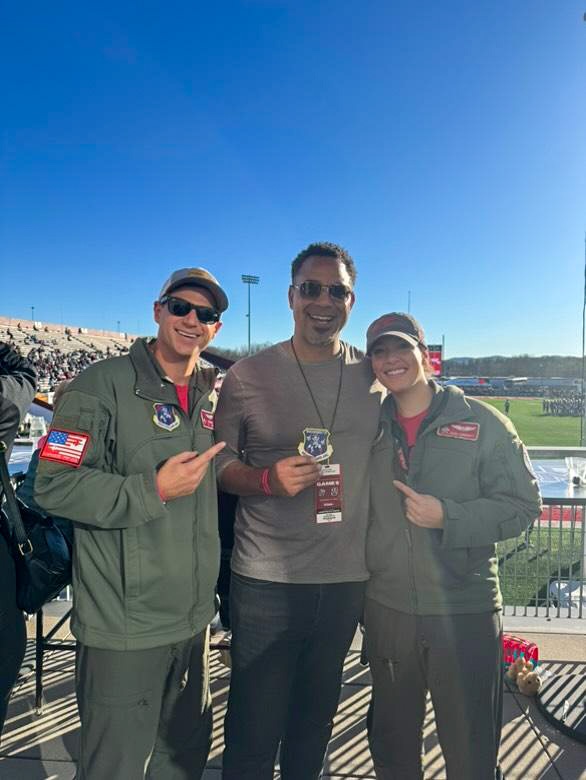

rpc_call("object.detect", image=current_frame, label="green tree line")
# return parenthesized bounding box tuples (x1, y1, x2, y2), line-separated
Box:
(208, 344, 582, 378)
(444, 355, 582, 378)
(206, 343, 273, 362)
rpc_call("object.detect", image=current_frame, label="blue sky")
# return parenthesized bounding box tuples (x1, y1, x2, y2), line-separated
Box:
(1, 1, 585, 358)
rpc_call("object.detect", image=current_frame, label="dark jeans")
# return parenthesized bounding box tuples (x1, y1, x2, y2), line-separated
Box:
(0, 534, 26, 740)
(222, 574, 366, 780)
(365, 599, 503, 780)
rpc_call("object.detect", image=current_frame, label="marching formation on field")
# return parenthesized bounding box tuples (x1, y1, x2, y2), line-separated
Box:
(542, 395, 585, 417)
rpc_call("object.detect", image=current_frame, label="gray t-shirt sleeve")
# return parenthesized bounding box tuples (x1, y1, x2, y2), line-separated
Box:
(215, 366, 245, 477)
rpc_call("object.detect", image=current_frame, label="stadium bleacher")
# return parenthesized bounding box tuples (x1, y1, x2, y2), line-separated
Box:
(0, 316, 223, 393)
(0, 318, 135, 392)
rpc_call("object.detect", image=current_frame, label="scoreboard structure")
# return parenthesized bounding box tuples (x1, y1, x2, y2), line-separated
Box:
(427, 344, 443, 377)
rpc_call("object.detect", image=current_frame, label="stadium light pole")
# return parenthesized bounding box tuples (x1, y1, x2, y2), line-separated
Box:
(30, 305, 35, 323)
(241, 274, 260, 355)
(580, 233, 586, 447)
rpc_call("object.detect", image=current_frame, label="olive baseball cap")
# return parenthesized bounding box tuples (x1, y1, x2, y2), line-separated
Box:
(159, 267, 229, 313)
(366, 312, 425, 355)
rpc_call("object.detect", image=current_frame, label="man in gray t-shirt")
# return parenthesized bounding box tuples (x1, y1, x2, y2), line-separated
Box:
(215, 242, 382, 780)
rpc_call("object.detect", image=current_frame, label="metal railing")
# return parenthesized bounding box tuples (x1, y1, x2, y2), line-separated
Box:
(498, 498, 585, 619)
(7, 451, 586, 620)
(500, 446, 586, 619)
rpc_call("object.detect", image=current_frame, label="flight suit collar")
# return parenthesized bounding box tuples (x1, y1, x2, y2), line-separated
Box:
(129, 338, 216, 404)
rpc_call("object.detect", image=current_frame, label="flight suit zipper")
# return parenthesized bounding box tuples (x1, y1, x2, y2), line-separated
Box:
(390, 419, 419, 614)
(134, 381, 213, 631)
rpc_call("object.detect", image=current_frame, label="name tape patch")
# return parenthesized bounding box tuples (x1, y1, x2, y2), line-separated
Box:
(436, 422, 480, 441)
(39, 429, 90, 467)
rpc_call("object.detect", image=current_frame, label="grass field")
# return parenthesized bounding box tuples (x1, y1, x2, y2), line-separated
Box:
(482, 397, 581, 446)
(498, 525, 584, 608)
(482, 398, 583, 606)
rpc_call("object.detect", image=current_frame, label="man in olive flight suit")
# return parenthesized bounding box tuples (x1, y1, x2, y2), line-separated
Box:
(35, 268, 228, 780)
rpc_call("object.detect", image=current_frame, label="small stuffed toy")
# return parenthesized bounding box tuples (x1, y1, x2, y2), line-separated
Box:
(505, 654, 543, 696)
(506, 655, 529, 682)
(517, 670, 542, 697)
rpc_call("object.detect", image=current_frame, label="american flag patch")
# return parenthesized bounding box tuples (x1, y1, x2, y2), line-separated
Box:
(40, 429, 90, 467)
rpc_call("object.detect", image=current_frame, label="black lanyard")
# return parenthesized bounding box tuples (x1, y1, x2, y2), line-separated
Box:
(289, 337, 344, 434)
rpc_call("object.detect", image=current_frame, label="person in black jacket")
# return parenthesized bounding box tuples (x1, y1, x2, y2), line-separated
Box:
(0, 341, 37, 739)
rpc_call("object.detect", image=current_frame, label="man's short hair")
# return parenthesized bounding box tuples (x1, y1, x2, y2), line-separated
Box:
(291, 242, 357, 286)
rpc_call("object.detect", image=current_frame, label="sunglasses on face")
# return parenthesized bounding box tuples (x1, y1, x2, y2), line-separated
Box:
(291, 281, 352, 301)
(159, 296, 220, 324)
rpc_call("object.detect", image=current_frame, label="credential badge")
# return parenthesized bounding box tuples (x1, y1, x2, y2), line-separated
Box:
(298, 427, 333, 463)
(153, 403, 181, 432)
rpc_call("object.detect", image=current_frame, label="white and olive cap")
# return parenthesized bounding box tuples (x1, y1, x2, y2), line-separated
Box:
(159, 267, 229, 313)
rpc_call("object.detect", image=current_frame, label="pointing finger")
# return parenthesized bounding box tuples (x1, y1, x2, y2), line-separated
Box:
(393, 480, 419, 499)
(172, 450, 200, 464)
(195, 441, 226, 464)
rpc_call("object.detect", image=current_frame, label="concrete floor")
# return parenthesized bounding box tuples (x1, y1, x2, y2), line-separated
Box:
(0, 622, 585, 779)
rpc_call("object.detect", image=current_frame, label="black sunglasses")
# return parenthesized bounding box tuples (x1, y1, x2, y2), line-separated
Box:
(160, 296, 220, 324)
(291, 281, 352, 301)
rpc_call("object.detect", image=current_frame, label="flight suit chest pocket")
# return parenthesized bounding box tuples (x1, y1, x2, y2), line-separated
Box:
(125, 433, 191, 473)
(418, 438, 479, 499)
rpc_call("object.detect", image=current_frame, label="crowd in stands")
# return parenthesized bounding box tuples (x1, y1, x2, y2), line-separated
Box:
(25, 345, 129, 390)
(1, 324, 130, 392)
(2, 321, 226, 394)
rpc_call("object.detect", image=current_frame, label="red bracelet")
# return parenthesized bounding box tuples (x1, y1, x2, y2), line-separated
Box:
(260, 467, 272, 496)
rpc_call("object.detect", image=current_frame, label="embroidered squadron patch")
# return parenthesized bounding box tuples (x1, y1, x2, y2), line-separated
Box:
(39, 429, 90, 467)
(153, 403, 180, 431)
(298, 428, 333, 463)
(436, 422, 480, 441)
(200, 410, 214, 430)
